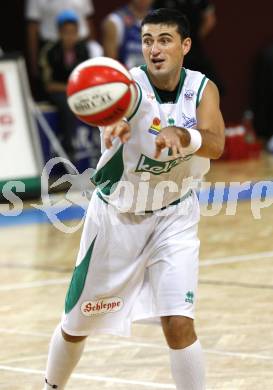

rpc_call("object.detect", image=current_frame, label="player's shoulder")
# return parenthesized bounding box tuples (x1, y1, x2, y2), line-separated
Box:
(184, 67, 209, 91)
(184, 68, 207, 82)
(129, 65, 149, 85)
(130, 65, 145, 76)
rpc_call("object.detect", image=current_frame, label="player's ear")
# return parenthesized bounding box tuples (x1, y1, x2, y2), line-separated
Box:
(182, 37, 191, 55)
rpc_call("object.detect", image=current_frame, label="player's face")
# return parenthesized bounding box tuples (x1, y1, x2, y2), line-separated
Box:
(142, 24, 191, 80)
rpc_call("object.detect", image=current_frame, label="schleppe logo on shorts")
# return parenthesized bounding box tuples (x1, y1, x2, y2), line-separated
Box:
(81, 297, 123, 316)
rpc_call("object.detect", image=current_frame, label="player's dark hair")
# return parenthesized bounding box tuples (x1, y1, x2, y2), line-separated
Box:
(141, 8, 190, 40)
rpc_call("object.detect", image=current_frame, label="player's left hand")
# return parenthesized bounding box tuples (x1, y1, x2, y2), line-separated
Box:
(104, 119, 131, 149)
(154, 126, 190, 158)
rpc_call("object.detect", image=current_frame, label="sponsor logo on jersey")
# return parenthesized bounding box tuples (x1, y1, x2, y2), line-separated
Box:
(135, 153, 192, 175)
(167, 117, 175, 126)
(184, 89, 195, 100)
(185, 291, 194, 304)
(148, 117, 161, 135)
(81, 297, 123, 316)
(147, 92, 156, 100)
(182, 113, 197, 128)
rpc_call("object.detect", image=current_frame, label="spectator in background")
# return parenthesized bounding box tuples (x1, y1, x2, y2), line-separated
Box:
(25, 0, 95, 99)
(153, 0, 224, 93)
(39, 10, 102, 160)
(102, 0, 154, 69)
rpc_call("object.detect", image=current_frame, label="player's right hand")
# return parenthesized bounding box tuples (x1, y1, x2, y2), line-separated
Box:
(104, 120, 131, 149)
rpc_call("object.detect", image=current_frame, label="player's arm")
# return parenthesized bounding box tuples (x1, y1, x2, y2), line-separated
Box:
(154, 81, 225, 159)
(195, 80, 225, 159)
(102, 18, 119, 60)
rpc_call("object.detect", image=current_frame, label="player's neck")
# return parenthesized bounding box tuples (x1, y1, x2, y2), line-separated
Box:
(148, 69, 181, 92)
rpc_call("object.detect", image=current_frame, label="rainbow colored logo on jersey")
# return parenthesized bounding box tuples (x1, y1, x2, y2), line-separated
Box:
(148, 118, 161, 135)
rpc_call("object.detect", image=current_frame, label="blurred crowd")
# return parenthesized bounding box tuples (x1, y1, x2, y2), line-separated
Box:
(24, 0, 220, 99)
(2, 0, 272, 158)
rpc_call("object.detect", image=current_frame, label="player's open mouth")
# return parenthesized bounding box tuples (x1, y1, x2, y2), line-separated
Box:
(151, 59, 165, 64)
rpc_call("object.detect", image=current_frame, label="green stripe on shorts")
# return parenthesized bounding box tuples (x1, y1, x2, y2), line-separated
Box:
(65, 235, 97, 314)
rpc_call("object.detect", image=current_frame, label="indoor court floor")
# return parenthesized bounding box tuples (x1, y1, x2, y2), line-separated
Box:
(0, 154, 273, 390)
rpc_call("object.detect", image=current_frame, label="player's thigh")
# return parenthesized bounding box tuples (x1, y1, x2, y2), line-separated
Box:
(149, 222, 200, 317)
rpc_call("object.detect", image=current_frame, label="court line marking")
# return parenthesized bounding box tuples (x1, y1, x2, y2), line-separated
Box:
(0, 278, 69, 291)
(0, 345, 122, 365)
(203, 348, 273, 361)
(0, 365, 176, 388)
(0, 327, 272, 363)
(200, 250, 273, 266)
(103, 340, 273, 361)
(199, 279, 273, 290)
(0, 328, 51, 337)
(0, 250, 272, 292)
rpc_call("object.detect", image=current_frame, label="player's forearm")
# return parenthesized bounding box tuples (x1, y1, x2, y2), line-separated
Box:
(195, 128, 225, 159)
(176, 126, 225, 159)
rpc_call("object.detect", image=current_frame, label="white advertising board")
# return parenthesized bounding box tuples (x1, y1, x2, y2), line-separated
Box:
(0, 55, 43, 195)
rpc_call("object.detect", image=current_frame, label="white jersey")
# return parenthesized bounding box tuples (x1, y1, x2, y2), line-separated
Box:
(93, 66, 210, 213)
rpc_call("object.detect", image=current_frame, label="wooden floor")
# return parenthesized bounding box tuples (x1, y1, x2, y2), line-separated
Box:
(0, 154, 273, 389)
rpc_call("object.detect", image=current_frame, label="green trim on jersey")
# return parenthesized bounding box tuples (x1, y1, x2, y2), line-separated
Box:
(96, 187, 193, 213)
(91, 145, 124, 196)
(196, 76, 207, 107)
(128, 82, 142, 121)
(140, 65, 186, 104)
(65, 235, 97, 314)
(175, 68, 186, 103)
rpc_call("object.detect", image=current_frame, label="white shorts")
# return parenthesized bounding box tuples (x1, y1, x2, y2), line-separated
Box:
(61, 190, 200, 337)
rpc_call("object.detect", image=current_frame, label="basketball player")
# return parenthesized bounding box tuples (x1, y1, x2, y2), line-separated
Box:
(44, 8, 225, 390)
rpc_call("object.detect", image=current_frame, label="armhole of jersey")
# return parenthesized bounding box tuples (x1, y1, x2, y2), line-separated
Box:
(127, 82, 142, 121)
(196, 76, 209, 107)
